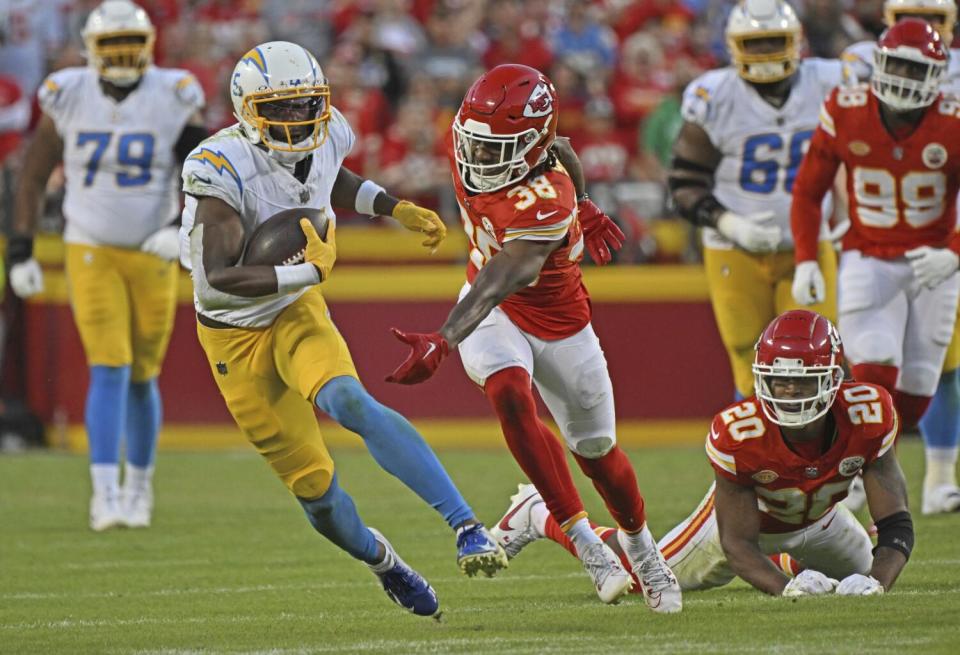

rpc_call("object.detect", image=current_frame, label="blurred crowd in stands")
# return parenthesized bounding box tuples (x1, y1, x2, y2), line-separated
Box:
(0, 0, 907, 263)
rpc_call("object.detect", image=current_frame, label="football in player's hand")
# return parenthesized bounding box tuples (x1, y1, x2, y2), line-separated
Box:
(243, 207, 329, 266)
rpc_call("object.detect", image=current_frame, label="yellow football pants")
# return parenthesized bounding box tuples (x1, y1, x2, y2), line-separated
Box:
(196, 287, 358, 500)
(65, 243, 178, 381)
(704, 242, 838, 398)
(942, 305, 960, 374)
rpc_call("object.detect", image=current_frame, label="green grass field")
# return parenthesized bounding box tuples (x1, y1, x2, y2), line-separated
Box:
(2, 439, 959, 654)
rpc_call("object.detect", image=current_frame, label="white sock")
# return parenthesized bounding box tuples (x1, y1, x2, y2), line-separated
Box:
(124, 463, 154, 495)
(567, 517, 603, 555)
(925, 446, 959, 490)
(530, 501, 549, 538)
(368, 537, 396, 573)
(90, 464, 120, 499)
(618, 524, 658, 564)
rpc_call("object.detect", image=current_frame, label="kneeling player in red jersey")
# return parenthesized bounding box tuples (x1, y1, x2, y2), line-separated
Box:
(495, 310, 913, 597)
(385, 64, 680, 612)
(791, 19, 960, 435)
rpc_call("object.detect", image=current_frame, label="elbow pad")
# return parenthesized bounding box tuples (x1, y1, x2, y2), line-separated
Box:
(873, 511, 914, 561)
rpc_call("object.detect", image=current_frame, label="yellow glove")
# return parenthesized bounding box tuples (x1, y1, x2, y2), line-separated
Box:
(392, 200, 447, 252)
(301, 218, 336, 281)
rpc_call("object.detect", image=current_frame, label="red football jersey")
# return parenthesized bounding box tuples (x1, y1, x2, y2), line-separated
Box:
(705, 381, 899, 533)
(792, 84, 960, 262)
(448, 141, 591, 340)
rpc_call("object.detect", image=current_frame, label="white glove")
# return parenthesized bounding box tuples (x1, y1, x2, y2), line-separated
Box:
(792, 260, 826, 305)
(140, 226, 181, 261)
(9, 258, 44, 298)
(905, 246, 959, 289)
(824, 219, 850, 242)
(782, 569, 839, 597)
(716, 210, 782, 253)
(836, 573, 884, 596)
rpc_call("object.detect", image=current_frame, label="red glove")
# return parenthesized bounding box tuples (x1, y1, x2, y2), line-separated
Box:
(386, 328, 449, 384)
(578, 198, 625, 266)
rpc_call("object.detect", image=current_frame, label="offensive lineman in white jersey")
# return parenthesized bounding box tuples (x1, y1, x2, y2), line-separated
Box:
(667, 0, 850, 402)
(181, 41, 507, 617)
(840, 0, 960, 515)
(8, 0, 206, 531)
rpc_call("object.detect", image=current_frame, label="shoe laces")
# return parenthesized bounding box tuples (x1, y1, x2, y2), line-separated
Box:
(639, 553, 676, 592)
(581, 543, 619, 586)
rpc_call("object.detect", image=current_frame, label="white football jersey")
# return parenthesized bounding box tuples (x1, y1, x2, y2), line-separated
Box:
(843, 40, 960, 94)
(38, 66, 204, 248)
(180, 107, 355, 328)
(681, 59, 848, 250)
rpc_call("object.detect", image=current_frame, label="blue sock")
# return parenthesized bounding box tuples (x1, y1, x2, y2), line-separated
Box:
(86, 366, 131, 464)
(125, 378, 162, 468)
(315, 376, 474, 529)
(298, 473, 379, 562)
(919, 369, 960, 449)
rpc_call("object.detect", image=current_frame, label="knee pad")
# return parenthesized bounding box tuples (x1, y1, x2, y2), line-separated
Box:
(570, 435, 615, 458)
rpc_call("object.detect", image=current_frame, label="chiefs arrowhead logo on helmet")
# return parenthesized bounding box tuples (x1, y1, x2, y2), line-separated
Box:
(524, 82, 554, 118)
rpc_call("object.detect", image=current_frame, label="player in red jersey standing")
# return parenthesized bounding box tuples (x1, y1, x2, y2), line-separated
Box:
(385, 64, 681, 612)
(494, 310, 913, 597)
(791, 19, 960, 433)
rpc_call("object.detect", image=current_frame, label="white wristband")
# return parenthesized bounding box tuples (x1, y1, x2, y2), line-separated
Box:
(356, 179, 385, 216)
(275, 263, 320, 293)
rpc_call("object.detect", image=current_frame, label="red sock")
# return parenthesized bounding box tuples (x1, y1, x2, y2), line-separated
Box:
(485, 367, 585, 524)
(892, 391, 931, 432)
(543, 513, 580, 559)
(851, 363, 898, 395)
(572, 446, 647, 532)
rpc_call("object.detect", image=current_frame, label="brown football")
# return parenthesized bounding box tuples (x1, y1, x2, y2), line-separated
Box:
(242, 207, 329, 266)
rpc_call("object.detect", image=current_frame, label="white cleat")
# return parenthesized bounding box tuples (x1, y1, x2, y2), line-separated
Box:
(922, 484, 960, 515)
(842, 476, 867, 512)
(89, 493, 125, 532)
(123, 489, 154, 528)
(489, 483, 544, 559)
(633, 548, 683, 614)
(579, 542, 633, 604)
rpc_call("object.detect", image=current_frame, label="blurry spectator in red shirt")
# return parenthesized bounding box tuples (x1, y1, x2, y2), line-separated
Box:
(326, 43, 390, 179)
(482, 0, 553, 73)
(378, 98, 447, 211)
(569, 96, 636, 186)
(610, 32, 672, 130)
(611, 0, 694, 42)
(551, 57, 590, 138)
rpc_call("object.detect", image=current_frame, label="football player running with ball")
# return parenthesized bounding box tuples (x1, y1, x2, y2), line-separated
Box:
(385, 64, 681, 612)
(667, 0, 850, 403)
(842, 0, 960, 515)
(791, 20, 960, 492)
(181, 41, 506, 618)
(8, 0, 206, 531)
(495, 311, 914, 598)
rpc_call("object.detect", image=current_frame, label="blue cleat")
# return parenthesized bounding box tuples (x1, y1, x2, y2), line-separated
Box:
(368, 528, 439, 617)
(456, 522, 509, 578)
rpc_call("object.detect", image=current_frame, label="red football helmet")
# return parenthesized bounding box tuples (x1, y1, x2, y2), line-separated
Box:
(452, 64, 559, 193)
(753, 310, 845, 427)
(872, 17, 948, 111)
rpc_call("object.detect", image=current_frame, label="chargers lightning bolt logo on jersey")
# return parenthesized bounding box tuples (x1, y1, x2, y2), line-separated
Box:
(188, 148, 243, 194)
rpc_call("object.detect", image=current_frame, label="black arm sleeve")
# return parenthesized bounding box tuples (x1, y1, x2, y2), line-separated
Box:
(174, 124, 209, 165)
